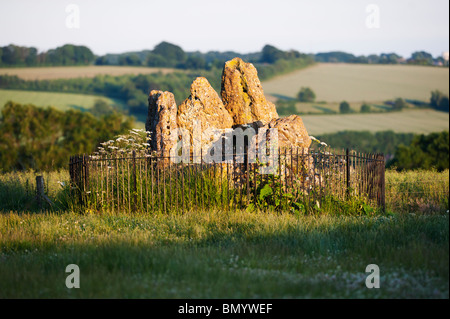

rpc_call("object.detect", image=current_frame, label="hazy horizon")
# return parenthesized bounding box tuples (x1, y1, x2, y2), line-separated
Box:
(0, 0, 449, 58)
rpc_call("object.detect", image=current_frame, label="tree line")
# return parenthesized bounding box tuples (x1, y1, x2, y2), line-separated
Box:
(0, 102, 134, 171)
(317, 130, 449, 172)
(1, 42, 447, 69)
(95, 42, 314, 73)
(0, 44, 94, 67)
(314, 50, 448, 66)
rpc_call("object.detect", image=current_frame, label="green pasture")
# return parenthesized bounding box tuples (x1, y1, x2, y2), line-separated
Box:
(302, 109, 449, 135)
(0, 89, 123, 114)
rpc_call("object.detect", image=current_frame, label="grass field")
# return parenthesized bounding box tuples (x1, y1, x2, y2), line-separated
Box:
(0, 169, 448, 298)
(0, 65, 176, 80)
(262, 63, 449, 103)
(301, 109, 449, 135)
(0, 89, 124, 113)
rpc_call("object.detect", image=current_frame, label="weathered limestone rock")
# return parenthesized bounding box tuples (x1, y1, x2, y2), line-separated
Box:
(260, 114, 312, 185)
(177, 77, 233, 157)
(145, 90, 178, 161)
(261, 115, 311, 150)
(221, 57, 278, 126)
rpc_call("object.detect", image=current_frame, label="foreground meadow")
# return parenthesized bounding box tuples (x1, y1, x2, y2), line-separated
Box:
(0, 170, 448, 298)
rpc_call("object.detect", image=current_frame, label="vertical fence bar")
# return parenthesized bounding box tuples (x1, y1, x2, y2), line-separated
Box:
(132, 150, 137, 213)
(381, 154, 386, 212)
(346, 148, 350, 200)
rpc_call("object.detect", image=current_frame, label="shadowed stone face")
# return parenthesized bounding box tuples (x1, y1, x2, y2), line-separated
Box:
(262, 115, 312, 150)
(146, 90, 178, 158)
(177, 77, 233, 155)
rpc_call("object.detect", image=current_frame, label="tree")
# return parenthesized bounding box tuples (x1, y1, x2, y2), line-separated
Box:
(393, 98, 407, 111)
(339, 101, 351, 113)
(408, 51, 433, 65)
(297, 87, 316, 102)
(119, 54, 141, 66)
(430, 90, 449, 112)
(0, 102, 133, 171)
(360, 103, 371, 113)
(90, 99, 117, 117)
(388, 131, 449, 171)
(261, 45, 285, 63)
(152, 41, 186, 67)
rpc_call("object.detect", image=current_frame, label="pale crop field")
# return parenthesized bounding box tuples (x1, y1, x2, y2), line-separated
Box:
(0, 89, 122, 113)
(262, 63, 449, 103)
(0, 65, 176, 80)
(302, 109, 450, 135)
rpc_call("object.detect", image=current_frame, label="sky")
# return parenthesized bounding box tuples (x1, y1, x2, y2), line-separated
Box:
(0, 0, 449, 58)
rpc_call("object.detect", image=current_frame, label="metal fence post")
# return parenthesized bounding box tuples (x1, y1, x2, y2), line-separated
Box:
(346, 148, 350, 199)
(132, 150, 137, 213)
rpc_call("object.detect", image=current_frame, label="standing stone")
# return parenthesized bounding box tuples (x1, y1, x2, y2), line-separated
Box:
(146, 90, 178, 162)
(261, 114, 311, 150)
(177, 77, 233, 159)
(260, 114, 312, 185)
(221, 57, 278, 126)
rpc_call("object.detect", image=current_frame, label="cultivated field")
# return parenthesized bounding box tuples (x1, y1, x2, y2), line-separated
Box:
(0, 89, 122, 113)
(0, 65, 176, 80)
(302, 109, 450, 135)
(262, 63, 450, 103)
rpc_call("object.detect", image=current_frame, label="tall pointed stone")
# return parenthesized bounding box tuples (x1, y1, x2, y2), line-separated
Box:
(221, 57, 278, 126)
(146, 90, 178, 161)
(177, 77, 233, 157)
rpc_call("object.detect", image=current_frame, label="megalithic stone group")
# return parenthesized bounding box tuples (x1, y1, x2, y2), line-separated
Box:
(145, 57, 312, 165)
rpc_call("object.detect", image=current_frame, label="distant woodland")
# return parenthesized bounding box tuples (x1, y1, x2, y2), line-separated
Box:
(1, 42, 447, 69)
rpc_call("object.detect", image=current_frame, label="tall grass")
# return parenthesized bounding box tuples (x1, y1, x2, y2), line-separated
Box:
(386, 169, 449, 214)
(0, 170, 71, 213)
(0, 168, 448, 298)
(0, 209, 447, 298)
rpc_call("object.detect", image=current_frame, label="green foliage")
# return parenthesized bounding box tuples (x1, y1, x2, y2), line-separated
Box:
(256, 56, 315, 81)
(339, 101, 351, 113)
(261, 45, 286, 63)
(276, 100, 298, 116)
(297, 87, 316, 102)
(408, 51, 434, 65)
(0, 44, 94, 67)
(393, 97, 407, 111)
(317, 131, 416, 156)
(430, 90, 449, 112)
(90, 99, 118, 117)
(0, 102, 134, 171)
(388, 131, 449, 172)
(360, 103, 371, 113)
(152, 41, 186, 67)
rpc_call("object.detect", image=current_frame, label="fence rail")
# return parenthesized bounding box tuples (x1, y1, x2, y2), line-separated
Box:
(69, 147, 385, 213)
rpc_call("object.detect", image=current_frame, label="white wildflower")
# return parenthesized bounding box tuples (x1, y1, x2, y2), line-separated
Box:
(309, 136, 318, 141)
(320, 141, 328, 146)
